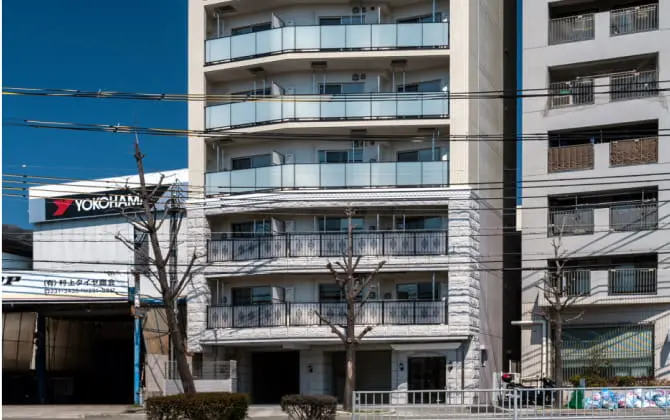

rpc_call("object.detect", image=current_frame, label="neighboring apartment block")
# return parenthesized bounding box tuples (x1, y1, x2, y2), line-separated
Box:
(521, 0, 670, 382)
(187, 0, 509, 402)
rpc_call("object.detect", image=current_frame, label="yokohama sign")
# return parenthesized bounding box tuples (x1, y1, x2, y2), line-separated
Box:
(44, 188, 166, 221)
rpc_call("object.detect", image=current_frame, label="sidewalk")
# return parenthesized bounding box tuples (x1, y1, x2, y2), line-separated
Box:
(2, 405, 142, 419)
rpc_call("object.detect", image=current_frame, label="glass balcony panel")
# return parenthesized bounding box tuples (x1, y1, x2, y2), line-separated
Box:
(320, 100, 346, 119)
(230, 102, 257, 127)
(422, 161, 448, 185)
(346, 25, 373, 49)
(346, 163, 372, 187)
(294, 26, 320, 50)
(206, 37, 231, 63)
(345, 98, 372, 118)
(423, 96, 448, 116)
(294, 164, 320, 188)
(321, 25, 346, 49)
(396, 162, 423, 186)
(422, 22, 447, 46)
(397, 24, 422, 47)
(294, 101, 320, 120)
(255, 166, 282, 191)
(282, 100, 297, 120)
(370, 162, 397, 187)
(255, 30, 278, 56)
(371, 25, 397, 48)
(229, 168, 255, 194)
(281, 164, 295, 188)
(397, 94, 422, 116)
(205, 171, 231, 196)
(230, 33, 256, 59)
(255, 102, 282, 124)
(320, 164, 347, 188)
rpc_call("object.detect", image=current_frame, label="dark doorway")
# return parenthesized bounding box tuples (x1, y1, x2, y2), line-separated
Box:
(251, 351, 299, 403)
(407, 356, 446, 404)
(331, 351, 391, 404)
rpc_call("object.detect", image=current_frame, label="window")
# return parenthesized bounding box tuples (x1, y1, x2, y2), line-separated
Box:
(231, 22, 272, 36)
(319, 83, 365, 95)
(231, 286, 273, 305)
(232, 154, 273, 170)
(397, 148, 440, 162)
(318, 282, 375, 302)
(318, 149, 363, 163)
(396, 282, 440, 301)
(232, 87, 272, 97)
(562, 325, 654, 378)
(398, 13, 443, 24)
(231, 220, 271, 237)
(397, 216, 443, 230)
(319, 16, 366, 25)
(398, 80, 443, 93)
(318, 217, 365, 232)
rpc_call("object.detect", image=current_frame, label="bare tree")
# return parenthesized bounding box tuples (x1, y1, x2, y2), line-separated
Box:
(115, 141, 199, 394)
(314, 208, 385, 412)
(537, 230, 585, 390)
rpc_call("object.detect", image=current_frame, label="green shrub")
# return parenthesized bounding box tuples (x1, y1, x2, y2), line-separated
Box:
(280, 394, 337, 420)
(568, 375, 670, 388)
(146, 392, 248, 420)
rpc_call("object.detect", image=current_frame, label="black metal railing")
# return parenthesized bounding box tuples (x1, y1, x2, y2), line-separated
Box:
(207, 230, 449, 262)
(207, 300, 448, 329)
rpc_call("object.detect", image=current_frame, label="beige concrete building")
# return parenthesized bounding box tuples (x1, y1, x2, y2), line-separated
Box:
(520, 0, 670, 383)
(187, 0, 508, 402)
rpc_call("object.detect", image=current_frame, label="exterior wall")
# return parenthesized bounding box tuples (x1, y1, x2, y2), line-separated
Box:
(520, 0, 670, 382)
(2, 252, 32, 270)
(188, 0, 506, 391)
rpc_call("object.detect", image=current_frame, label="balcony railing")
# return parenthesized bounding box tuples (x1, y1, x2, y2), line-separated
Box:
(548, 144, 594, 173)
(548, 14, 595, 45)
(205, 161, 449, 196)
(610, 137, 659, 167)
(548, 70, 658, 110)
(205, 22, 449, 64)
(610, 4, 659, 36)
(206, 300, 448, 329)
(608, 268, 657, 295)
(610, 202, 658, 232)
(207, 230, 448, 262)
(550, 270, 591, 297)
(549, 208, 595, 236)
(205, 92, 450, 130)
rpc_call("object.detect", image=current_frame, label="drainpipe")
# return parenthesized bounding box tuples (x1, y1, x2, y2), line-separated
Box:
(432, 0, 437, 22)
(511, 320, 548, 379)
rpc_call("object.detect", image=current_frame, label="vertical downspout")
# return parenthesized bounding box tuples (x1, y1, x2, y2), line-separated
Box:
(516, 0, 523, 206)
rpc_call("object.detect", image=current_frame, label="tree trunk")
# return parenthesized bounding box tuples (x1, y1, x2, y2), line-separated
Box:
(552, 311, 564, 387)
(165, 298, 196, 394)
(343, 341, 357, 412)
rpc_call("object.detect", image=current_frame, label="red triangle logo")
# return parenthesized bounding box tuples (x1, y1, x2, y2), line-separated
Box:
(53, 199, 74, 216)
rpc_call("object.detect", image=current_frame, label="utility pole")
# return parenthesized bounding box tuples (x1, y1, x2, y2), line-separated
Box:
(168, 185, 181, 378)
(132, 271, 144, 405)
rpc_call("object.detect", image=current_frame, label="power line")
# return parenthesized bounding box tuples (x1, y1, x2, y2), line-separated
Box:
(3, 81, 668, 102)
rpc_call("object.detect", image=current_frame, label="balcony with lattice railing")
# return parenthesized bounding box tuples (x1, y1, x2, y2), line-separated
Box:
(610, 137, 658, 167)
(548, 143, 594, 173)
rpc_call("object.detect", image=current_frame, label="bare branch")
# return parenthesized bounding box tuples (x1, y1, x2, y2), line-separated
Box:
(314, 311, 346, 342)
(352, 255, 362, 273)
(173, 250, 200, 296)
(353, 260, 386, 297)
(355, 326, 373, 343)
(327, 262, 345, 287)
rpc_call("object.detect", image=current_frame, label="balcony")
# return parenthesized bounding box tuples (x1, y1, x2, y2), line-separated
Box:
(608, 268, 657, 296)
(610, 137, 658, 166)
(206, 300, 447, 329)
(548, 69, 658, 110)
(207, 230, 448, 262)
(547, 143, 594, 173)
(609, 202, 658, 232)
(205, 92, 449, 130)
(205, 22, 449, 65)
(205, 161, 449, 196)
(549, 200, 658, 237)
(548, 207, 595, 236)
(548, 3, 659, 46)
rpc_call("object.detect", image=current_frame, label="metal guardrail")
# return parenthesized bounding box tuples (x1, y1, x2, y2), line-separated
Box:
(611, 4, 659, 36)
(548, 143, 595, 173)
(205, 22, 449, 64)
(205, 160, 450, 196)
(610, 137, 659, 167)
(549, 208, 594, 236)
(207, 230, 449, 262)
(352, 387, 670, 418)
(610, 202, 659, 232)
(548, 69, 658, 110)
(207, 300, 447, 329)
(549, 14, 595, 45)
(608, 268, 657, 295)
(557, 270, 592, 297)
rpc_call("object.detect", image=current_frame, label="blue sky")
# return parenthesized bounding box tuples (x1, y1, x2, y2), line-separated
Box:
(2, 0, 188, 228)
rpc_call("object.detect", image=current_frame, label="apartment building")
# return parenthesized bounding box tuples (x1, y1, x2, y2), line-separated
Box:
(520, 0, 670, 382)
(187, 0, 510, 402)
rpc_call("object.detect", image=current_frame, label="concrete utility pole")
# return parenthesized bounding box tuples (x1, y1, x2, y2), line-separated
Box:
(168, 186, 180, 375)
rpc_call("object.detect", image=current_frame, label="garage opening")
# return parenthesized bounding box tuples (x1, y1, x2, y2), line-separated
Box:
(251, 351, 300, 404)
(2, 303, 135, 404)
(331, 350, 391, 403)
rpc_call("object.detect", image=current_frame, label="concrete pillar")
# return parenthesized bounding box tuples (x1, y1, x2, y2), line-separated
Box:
(35, 313, 46, 404)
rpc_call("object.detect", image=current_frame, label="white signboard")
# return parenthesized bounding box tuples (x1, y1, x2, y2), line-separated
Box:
(1, 271, 129, 302)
